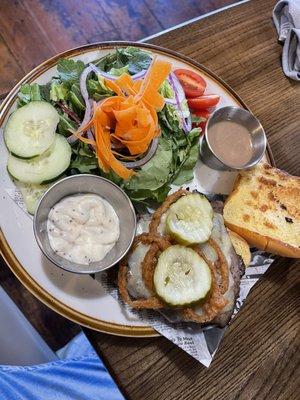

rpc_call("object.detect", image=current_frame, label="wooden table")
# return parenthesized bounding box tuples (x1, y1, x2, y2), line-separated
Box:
(85, 0, 300, 399)
(0, 0, 298, 398)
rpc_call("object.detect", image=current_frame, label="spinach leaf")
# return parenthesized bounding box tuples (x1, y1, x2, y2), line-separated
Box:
(57, 114, 77, 136)
(124, 138, 173, 204)
(94, 47, 152, 76)
(172, 128, 200, 185)
(39, 83, 51, 103)
(125, 138, 172, 192)
(67, 83, 85, 119)
(57, 59, 85, 88)
(125, 47, 152, 75)
(70, 142, 98, 174)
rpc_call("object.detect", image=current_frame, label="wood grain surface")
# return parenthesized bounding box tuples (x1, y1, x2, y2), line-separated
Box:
(0, 0, 237, 96)
(85, 0, 300, 398)
(0, 0, 298, 397)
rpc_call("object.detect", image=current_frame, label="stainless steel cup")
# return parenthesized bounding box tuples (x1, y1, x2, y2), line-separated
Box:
(200, 106, 266, 171)
(33, 174, 136, 274)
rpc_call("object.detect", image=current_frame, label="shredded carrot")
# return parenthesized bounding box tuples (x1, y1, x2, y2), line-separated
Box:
(74, 57, 171, 180)
(115, 74, 136, 96)
(104, 79, 123, 96)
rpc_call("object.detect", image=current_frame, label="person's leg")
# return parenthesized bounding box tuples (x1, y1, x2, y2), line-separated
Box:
(56, 330, 96, 359)
(0, 340, 124, 400)
(0, 287, 124, 399)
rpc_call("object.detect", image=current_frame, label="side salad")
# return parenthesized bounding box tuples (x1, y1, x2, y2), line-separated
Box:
(4, 47, 220, 213)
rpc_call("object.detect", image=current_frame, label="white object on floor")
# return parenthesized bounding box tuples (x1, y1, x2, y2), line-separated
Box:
(0, 285, 57, 365)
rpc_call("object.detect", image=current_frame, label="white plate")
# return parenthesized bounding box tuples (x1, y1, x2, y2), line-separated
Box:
(0, 42, 271, 337)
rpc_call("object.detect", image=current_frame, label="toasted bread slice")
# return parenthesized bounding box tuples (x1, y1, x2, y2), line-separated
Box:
(228, 230, 251, 266)
(224, 163, 300, 258)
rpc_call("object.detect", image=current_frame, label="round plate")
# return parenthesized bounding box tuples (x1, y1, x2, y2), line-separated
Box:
(0, 42, 274, 337)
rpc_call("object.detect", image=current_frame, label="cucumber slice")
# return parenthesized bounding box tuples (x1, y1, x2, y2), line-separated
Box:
(4, 101, 59, 158)
(166, 193, 213, 245)
(7, 134, 71, 184)
(153, 245, 211, 306)
(16, 182, 51, 214)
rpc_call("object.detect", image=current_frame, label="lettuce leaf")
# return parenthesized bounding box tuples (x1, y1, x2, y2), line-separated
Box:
(124, 138, 173, 203)
(122, 126, 200, 204)
(67, 83, 85, 118)
(87, 76, 114, 100)
(94, 47, 152, 75)
(158, 103, 181, 133)
(125, 138, 172, 191)
(159, 80, 174, 99)
(17, 83, 42, 107)
(172, 128, 200, 185)
(108, 66, 129, 76)
(70, 142, 98, 173)
(50, 80, 69, 102)
(57, 59, 85, 88)
(57, 114, 77, 136)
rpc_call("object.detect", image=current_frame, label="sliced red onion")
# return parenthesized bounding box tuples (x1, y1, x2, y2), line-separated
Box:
(87, 129, 95, 141)
(131, 69, 147, 80)
(67, 66, 93, 144)
(89, 64, 118, 81)
(89, 63, 147, 81)
(87, 129, 96, 151)
(168, 73, 188, 132)
(121, 138, 158, 169)
(168, 73, 192, 133)
(168, 73, 185, 103)
(185, 112, 192, 131)
(164, 98, 177, 105)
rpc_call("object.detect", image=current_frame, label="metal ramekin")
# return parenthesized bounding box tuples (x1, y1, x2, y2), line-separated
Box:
(200, 106, 266, 171)
(33, 175, 136, 274)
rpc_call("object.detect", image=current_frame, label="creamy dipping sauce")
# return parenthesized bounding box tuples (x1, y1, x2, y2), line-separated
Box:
(207, 120, 253, 167)
(47, 194, 120, 265)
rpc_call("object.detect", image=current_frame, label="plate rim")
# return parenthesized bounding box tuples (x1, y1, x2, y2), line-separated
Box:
(0, 41, 275, 337)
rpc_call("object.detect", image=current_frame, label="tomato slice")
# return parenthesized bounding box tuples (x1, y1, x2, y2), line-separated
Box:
(174, 69, 206, 98)
(192, 110, 210, 132)
(187, 95, 220, 110)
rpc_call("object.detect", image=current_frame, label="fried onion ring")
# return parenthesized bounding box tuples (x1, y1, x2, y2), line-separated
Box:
(149, 188, 189, 234)
(208, 238, 229, 294)
(119, 188, 230, 321)
(118, 234, 170, 310)
(141, 235, 171, 292)
(181, 247, 227, 324)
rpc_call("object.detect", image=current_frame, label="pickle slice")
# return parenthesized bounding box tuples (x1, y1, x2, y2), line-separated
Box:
(165, 193, 213, 245)
(153, 245, 211, 306)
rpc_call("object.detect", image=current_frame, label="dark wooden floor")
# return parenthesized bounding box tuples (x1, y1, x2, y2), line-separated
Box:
(0, 0, 238, 350)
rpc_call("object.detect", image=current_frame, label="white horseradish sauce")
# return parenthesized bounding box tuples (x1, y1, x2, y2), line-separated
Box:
(47, 194, 120, 265)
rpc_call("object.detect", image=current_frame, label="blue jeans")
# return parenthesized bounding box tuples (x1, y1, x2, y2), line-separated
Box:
(0, 332, 124, 400)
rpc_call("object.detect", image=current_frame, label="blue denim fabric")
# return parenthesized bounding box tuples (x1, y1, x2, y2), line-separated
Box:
(0, 333, 124, 400)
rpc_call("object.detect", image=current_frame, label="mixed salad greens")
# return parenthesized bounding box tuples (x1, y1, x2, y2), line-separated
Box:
(4, 47, 220, 213)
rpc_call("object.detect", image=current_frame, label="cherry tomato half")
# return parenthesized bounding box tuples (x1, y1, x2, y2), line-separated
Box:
(174, 69, 207, 98)
(192, 109, 210, 132)
(187, 95, 220, 110)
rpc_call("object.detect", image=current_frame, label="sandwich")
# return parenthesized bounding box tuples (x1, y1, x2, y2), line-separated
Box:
(118, 189, 246, 327)
(117, 163, 299, 327)
(228, 231, 251, 267)
(224, 163, 300, 258)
